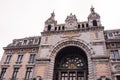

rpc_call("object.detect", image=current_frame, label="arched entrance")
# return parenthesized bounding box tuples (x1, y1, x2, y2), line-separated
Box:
(53, 46, 88, 80)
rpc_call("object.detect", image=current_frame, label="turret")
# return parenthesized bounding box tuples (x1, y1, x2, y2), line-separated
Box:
(44, 11, 57, 31)
(88, 6, 102, 27)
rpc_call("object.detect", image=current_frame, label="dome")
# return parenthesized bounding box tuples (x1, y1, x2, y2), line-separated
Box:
(45, 11, 57, 24)
(88, 6, 100, 20)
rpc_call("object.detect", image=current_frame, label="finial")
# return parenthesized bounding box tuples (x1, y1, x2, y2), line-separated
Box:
(51, 11, 55, 17)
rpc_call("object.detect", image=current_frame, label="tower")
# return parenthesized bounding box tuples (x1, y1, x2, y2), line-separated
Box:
(88, 6, 102, 27)
(44, 11, 57, 31)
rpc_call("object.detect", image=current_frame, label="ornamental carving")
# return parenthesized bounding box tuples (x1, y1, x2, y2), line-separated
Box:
(50, 40, 93, 57)
(65, 13, 77, 24)
(61, 32, 80, 38)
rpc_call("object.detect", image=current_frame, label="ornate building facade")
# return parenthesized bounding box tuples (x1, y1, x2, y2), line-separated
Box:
(0, 7, 120, 80)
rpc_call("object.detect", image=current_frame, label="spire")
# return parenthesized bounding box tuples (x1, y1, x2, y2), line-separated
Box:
(51, 11, 55, 19)
(90, 5, 95, 13)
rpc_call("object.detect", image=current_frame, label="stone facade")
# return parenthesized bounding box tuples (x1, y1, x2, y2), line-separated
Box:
(0, 7, 120, 80)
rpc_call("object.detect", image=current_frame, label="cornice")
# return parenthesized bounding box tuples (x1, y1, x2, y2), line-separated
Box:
(3, 45, 39, 50)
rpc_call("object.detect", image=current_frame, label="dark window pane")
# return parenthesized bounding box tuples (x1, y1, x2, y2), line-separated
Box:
(0, 68, 7, 79)
(25, 67, 33, 79)
(48, 25, 51, 31)
(93, 20, 97, 26)
(12, 68, 19, 79)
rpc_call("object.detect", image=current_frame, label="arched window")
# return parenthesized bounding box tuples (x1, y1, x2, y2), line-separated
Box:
(78, 24, 80, 29)
(48, 25, 51, 31)
(62, 26, 65, 30)
(53, 46, 88, 80)
(93, 20, 97, 26)
(55, 27, 57, 31)
(86, 23, 88, 27)
(58, 26, 61, 30)
(82, 24, 84, 28)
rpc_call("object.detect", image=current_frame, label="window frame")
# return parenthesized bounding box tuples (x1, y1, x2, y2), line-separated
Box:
(4, 54, 12, 64)
(0, 68, 7, 79)
(16, 54, 23, 64)
(25, 67, 33, 79)
(11, 68, 19, 79)
(28, 54, 36, 63)
(110, 50, 120, 60)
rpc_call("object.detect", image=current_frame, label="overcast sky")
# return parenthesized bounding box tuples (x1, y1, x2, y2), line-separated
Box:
(0, 0, 120, 59)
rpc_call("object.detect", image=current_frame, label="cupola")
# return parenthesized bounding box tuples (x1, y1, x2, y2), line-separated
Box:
(44, 11, 57, 31)
(88, 6, 102, 27)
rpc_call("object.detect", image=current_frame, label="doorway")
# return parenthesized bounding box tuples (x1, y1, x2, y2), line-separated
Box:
(53, 46, 88, 80)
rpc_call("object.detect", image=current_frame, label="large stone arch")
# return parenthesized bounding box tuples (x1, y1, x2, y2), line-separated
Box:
(46, 39, 95, 80)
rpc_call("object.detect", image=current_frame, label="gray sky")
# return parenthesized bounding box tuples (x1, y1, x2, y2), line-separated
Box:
(0, 0, 120, 59)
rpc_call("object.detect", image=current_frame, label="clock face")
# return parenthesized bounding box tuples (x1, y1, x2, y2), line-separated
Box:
(61, 57, 84, 69)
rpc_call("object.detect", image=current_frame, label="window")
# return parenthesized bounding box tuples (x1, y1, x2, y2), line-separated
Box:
(53, 46, 88, 80)
(11, 68, 19, 79)
(86, 23, 88, 27)
(31, 48, 37, 53)
(109, 33, 113, 37)
(8, 50, 13, 53)
(82, 24, 84, 28)
(78, 24, 80, 29)
(25, 67, 33, 79)
(34, 38, 39, 44)
(0, 68, 7, 79)
(69, 72, 76, 80)
(77, 72, 84, 80)
(110, 50, 120, 60)
(110, 43, 116, 48)
(116, 76, 120, 80)
(58, 26, 61, 30)
(55, 27, 57, 31)
(93, 20, 97, 26)
(28, 54, 36, 63)
(19, 49, 24, 54)
(4, 55, 12, 64)
(61, 72, 68, 80)
(48, 25, 51, 31)
(23, 40, 28, 45)
(62, 26, 65, 30)
(16, 55, 23, 64)
(61, 57, 84, 69)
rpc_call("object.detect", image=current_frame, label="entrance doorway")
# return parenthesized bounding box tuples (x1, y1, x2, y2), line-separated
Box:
(116, 76, 120, 80)
(53, 46, 88, 80)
